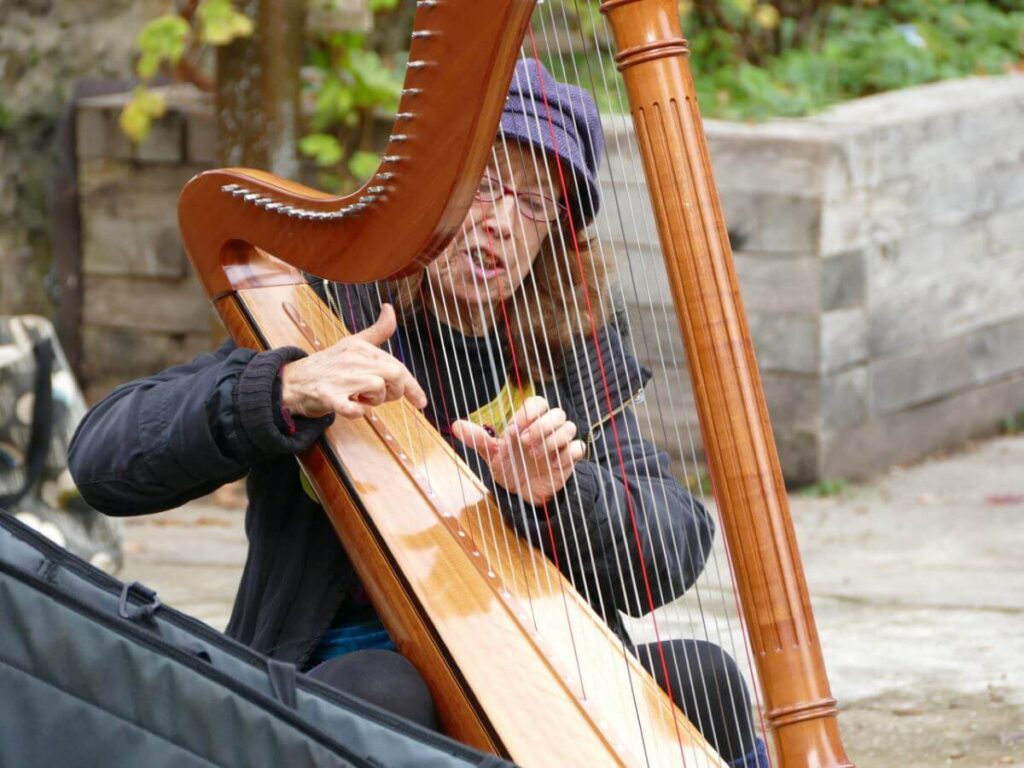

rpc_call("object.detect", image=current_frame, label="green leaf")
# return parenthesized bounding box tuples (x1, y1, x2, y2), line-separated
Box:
(348, 150, 379, 181)
(299, 132, 344, 167)
(120, 87, 167, 144)
(198, 0, 254, 46)
(135, 14, 189, 79)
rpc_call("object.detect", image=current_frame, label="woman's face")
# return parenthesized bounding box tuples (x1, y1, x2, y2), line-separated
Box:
(425, 141, 563, 325)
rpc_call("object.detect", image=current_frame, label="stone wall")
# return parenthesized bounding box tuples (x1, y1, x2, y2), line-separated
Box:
(75, 75, 1024, 482)
(0, 0, 152, 318)
(74, 86, 218, 401)
(598, 74, 1024, 483)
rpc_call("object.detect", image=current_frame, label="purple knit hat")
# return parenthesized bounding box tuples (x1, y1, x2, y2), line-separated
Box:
(499, 58, 604, 226)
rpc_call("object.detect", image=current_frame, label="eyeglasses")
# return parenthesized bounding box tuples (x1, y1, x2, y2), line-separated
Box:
(473, 172, 566, 224)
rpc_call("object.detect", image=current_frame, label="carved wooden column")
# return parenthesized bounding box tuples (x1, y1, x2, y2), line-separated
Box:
(601, 1, 854, 765)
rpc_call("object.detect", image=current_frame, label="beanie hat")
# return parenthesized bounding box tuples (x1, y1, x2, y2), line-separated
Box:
(499, 58, 604, 226)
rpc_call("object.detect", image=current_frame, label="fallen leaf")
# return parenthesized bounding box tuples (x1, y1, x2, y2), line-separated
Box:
(986, 494, 1024, 506)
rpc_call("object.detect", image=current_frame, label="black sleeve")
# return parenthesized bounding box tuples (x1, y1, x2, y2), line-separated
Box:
(486, 406, 715, 620)
(68, 340, 333, 517)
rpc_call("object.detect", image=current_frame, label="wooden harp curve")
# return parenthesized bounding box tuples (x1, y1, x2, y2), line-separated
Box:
(178, 1, 854, 767)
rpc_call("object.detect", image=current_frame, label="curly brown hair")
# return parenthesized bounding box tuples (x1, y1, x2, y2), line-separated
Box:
(384, 220, 609, 382)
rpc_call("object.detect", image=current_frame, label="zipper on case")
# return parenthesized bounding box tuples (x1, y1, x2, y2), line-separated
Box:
(0, 515, 499, 764)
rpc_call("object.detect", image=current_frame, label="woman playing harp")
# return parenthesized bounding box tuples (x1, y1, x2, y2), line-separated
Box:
(69, 59, 767, 768)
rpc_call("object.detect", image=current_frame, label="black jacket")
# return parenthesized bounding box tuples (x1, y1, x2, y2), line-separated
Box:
(68, 281, 714, 666)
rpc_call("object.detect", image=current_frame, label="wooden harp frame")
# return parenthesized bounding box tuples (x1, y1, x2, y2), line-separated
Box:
(178, 1, 854, 766)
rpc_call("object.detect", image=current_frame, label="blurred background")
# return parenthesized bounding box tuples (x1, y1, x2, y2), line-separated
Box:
(0, 1, 1022, 766)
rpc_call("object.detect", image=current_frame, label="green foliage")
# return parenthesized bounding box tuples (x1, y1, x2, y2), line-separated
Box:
(122, 0, 253, 144)
(301, 11, 406, 191)
(136, 14, 190, 79)
(299, 132, 344, 166)
(547, 0, 1024, 120)
(797, 478, 849, 498)
(687, 0, 1024, 120)
(119, 87, 167, 144)
(348, 150, 381, 181)
(1001, 410, 1024, 435)
(197, 0, 254, 45)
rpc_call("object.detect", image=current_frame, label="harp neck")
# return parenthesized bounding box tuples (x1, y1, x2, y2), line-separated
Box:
(178, 0, 537, 298)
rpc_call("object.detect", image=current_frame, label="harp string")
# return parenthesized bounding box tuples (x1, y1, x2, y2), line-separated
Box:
(535, 3, 749, 757)
(553, 14, 759, 764)
(497, 33, 675, 753)
(421, 270, 534, 597)
(524, 16, 705, 761)
(522, 28, 692, 753)
(544, 3, 772, 759)
(428, 268, 540, 598)
(481, 137, 635, 702)
(492, 41, 668, 751)
(306, 4, 780, 759)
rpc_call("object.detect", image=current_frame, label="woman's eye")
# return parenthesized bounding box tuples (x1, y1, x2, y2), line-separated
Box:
(521, 194, 550, 218)
(478, 177, 501, 198)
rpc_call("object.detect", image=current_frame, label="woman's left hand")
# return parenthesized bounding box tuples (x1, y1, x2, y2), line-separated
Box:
(451, 396, 586, 505)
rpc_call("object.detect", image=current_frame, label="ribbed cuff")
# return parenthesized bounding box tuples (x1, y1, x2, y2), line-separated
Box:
(234, 346, 334, 461)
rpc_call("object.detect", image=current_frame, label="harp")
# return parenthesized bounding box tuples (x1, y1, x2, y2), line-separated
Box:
(177, 1, 854, 766)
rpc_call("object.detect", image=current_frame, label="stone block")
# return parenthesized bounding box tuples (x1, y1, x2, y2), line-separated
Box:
(762, 373, 819, 432)
(135, 110, 184, 164)
(82, 275, 215, 334)
(820, 179, 912, 257)
(820, 369, 1024, 481)
(868, 238, 1024, 359)
(735, 254, 819, 314)
(633, 365, 702, 460)
(872, 336, 971, 416)
(772, 428, 819, 487)
(186, 108, 217, 166)
(708, 126, 830, 198)
(81, 326, 213, 384)
(721, 190, 822, 254)
(821, 250, 866, 311)
(821, 308, 867, 373)
(75, 102, 132, 161)
(988, 203, 1024, 252)
(905, 149, 1024, 231)
(820, 365, 869, 429)
(871, 316, 1024, 416)
(622, 301, 687, 370)
(79, 159, 203, 277)
(815, 76, 1024, 185)
(748, 312, 818, 374)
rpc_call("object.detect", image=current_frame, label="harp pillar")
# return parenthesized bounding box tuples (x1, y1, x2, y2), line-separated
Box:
(600, 2, 854, 766)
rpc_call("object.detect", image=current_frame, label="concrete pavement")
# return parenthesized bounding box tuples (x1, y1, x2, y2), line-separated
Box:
(115, 434, 1024, 767)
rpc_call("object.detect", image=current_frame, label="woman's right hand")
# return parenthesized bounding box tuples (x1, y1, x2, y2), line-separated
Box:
(279, 304, 428, 420)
